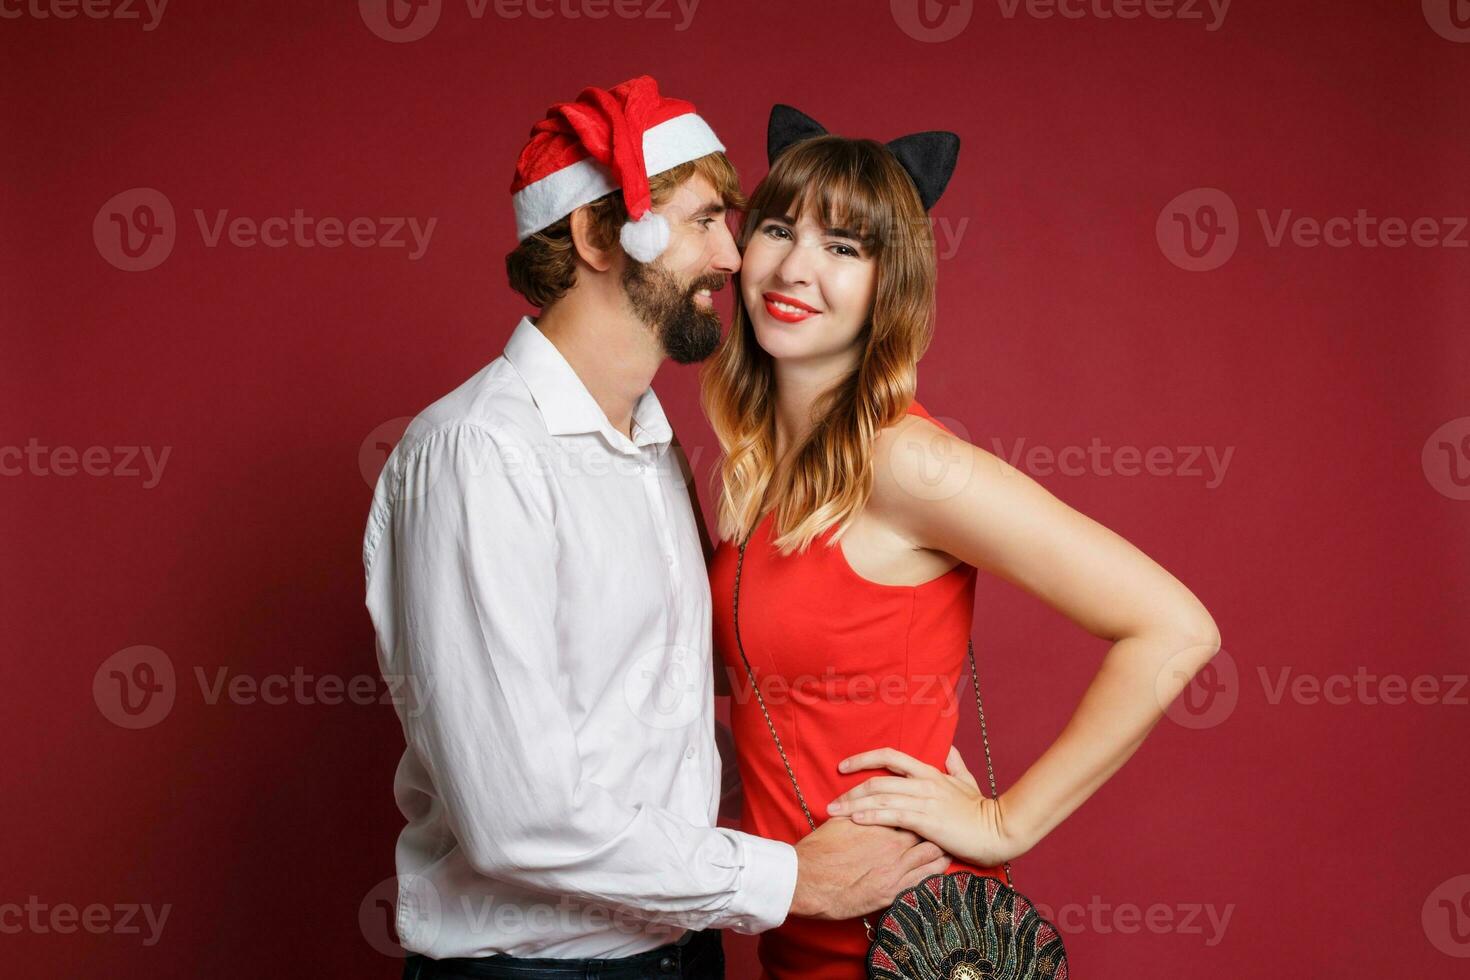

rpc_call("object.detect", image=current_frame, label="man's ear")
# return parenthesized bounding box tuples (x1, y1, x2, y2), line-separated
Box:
(569, 205, 616, 273)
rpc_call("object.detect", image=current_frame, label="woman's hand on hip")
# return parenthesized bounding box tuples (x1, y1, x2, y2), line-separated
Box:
(824, 745, 1026, 867)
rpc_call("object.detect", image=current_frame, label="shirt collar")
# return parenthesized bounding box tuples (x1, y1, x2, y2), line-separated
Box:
(502, 316, 673, 458)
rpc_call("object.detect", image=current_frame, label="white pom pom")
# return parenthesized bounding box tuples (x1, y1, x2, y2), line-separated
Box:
(619, 211, 671, 263)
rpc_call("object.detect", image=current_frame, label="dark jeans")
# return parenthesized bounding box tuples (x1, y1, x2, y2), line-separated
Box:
(401, 928, 724, 980)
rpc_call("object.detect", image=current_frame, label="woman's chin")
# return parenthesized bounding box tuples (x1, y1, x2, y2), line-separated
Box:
(751, 326, 806, 361)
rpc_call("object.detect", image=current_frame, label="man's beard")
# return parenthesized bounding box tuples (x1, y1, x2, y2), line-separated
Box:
(621, 259, 726, 365)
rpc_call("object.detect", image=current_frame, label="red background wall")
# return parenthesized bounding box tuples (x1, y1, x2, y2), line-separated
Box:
(3, 0, 1468, 976)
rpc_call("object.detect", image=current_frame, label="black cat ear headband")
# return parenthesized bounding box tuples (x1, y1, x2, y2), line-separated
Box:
(765, 103, 961, 211)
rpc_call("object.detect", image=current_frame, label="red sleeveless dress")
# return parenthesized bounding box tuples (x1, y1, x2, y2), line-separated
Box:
(708, 401, 1007, 980)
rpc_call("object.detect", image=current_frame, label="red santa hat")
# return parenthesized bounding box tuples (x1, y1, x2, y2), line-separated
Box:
(510, 75, 725, 263)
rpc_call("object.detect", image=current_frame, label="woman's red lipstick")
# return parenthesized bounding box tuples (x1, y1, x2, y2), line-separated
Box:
(763, 292, 820, 323)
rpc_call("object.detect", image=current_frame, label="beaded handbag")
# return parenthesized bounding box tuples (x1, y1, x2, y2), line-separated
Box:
(732, 534, 1069, 979)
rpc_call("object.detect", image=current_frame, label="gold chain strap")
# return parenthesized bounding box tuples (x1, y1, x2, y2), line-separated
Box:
(731, 531, 1015, 941)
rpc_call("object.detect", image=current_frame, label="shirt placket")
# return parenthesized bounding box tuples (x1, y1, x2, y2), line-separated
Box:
(638, 446, 707, 797)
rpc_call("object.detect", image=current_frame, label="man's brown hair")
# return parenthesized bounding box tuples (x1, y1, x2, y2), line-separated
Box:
(506, 151, 745, 308)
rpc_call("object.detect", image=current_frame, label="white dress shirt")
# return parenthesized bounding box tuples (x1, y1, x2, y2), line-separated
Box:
(362, 316, 798, 960)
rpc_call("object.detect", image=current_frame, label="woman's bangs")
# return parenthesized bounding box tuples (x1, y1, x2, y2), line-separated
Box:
(752, 144, 889, 252)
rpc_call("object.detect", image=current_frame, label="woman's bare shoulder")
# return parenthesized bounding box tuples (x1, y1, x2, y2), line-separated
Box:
(868, 411, 1017, 531)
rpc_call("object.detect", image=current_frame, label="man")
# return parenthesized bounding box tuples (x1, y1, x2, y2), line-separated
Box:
(362, 75, 948, 980)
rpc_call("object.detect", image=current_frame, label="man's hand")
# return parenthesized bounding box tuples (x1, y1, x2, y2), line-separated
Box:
(789, 816, 951, 920)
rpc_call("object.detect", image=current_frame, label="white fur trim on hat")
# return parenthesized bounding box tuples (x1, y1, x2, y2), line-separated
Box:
(513, 112, 724, 241)
(619, 211, 671, 263)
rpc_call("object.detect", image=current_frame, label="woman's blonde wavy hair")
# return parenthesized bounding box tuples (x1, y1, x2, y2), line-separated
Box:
(701, 135, 939, 554)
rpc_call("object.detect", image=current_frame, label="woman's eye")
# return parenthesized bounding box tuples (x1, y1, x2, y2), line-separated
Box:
(762, 224, 792, 240)
(832, 243, 859, 258)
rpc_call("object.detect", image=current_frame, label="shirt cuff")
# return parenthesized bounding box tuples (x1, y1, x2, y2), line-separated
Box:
(724, 832, 798, 934)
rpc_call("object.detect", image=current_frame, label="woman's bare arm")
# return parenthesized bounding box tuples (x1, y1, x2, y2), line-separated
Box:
(854, 415, 1222, 856)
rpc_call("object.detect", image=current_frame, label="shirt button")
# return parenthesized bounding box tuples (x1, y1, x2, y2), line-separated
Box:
(658, 955, 676, 972)
(685, 745, 695, 760)
(664, 553, 675, 565)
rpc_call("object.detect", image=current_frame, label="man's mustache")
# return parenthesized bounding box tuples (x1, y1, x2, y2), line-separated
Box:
(688, 274, 728, 296)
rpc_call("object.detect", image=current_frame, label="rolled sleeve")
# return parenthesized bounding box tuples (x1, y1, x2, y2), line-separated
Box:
(723, 833, 798, 934)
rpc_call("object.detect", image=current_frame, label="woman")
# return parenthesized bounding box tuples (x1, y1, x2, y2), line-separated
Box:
(701, 106, 1221, 979)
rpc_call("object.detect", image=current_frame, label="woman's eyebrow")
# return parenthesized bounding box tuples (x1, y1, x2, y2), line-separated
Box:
(757, 212, 865, 241)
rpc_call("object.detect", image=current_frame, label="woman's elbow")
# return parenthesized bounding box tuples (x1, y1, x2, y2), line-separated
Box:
(1185, 612, 1222, 654)
(1163, 608, 1222, 663)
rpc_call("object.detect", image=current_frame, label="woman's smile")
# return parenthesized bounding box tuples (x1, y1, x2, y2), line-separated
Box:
(762, 291, 822, 323)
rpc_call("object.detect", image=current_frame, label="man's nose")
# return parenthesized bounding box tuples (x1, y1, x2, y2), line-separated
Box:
(710, 219, 741, 274)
